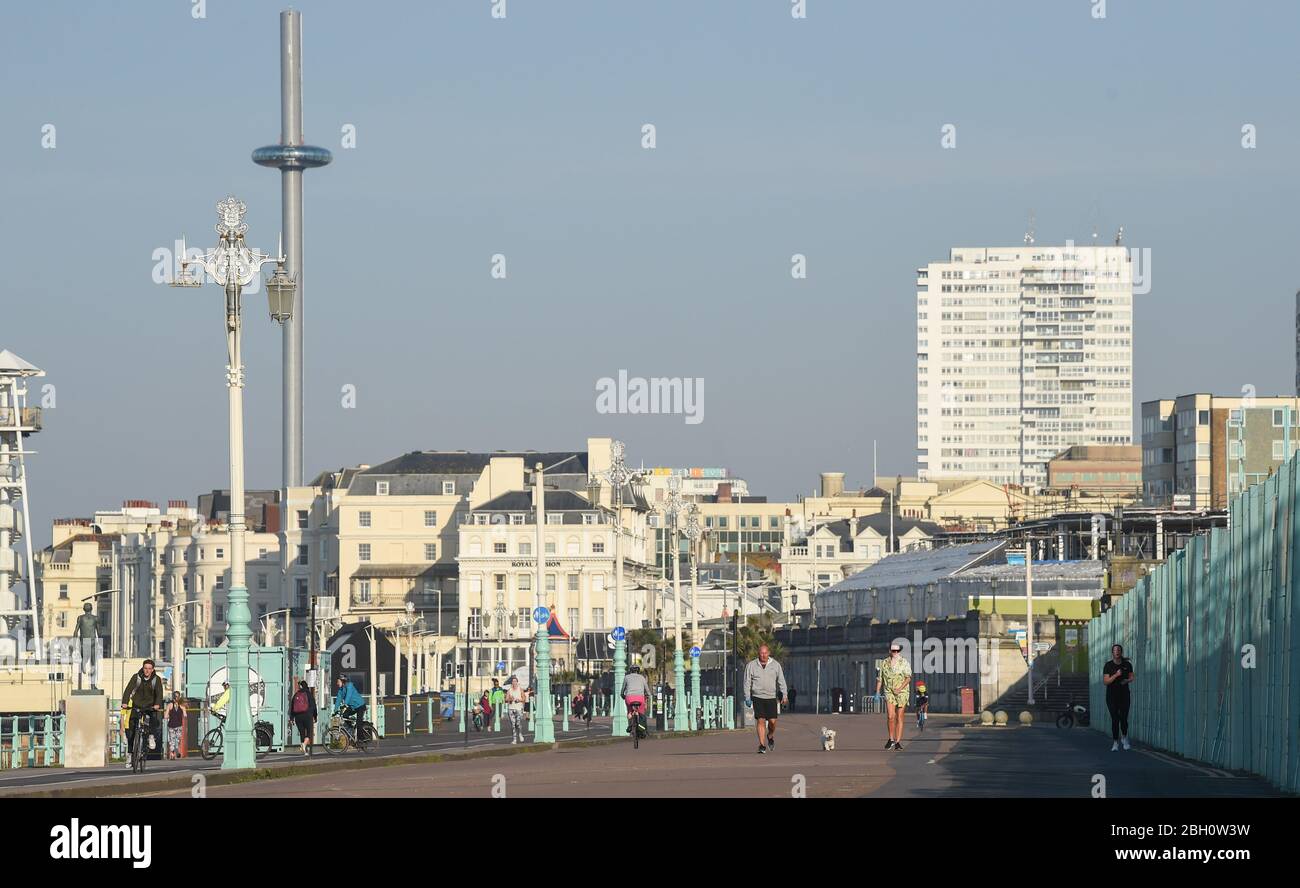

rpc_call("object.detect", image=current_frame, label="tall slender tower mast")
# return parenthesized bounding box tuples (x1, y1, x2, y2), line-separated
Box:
(253, 9, 332, 490)
(0, 350, 44, 659)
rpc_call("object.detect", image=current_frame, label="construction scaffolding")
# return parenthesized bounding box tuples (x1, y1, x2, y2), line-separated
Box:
(1090, 454, 1300, 793)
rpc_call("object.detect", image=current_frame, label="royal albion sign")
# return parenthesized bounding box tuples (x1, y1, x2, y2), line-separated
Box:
(510, 560, 562, 568)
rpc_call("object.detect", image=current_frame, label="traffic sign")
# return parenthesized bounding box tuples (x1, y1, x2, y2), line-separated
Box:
(533, 606, 550, 625)
(689, 646, 701, 658)
(611, 626, 626, 642)
(496, 661, 506, 672)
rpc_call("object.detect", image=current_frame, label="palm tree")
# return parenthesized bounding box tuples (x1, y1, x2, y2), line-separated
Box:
(628, 627, 694, 690)
(735, 613, 786, 664)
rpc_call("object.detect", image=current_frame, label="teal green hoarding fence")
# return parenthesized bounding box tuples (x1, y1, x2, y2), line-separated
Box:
(1090, 458, 1300, 793)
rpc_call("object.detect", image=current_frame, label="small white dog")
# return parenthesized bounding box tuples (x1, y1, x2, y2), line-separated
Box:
(821, 727, 836, 751)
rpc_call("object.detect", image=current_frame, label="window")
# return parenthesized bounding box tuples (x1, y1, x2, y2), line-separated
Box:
(592, 573, 605, 592)
(545, 539, 556, 555)
(297, 545, 308, 566)
(546, 574, 557, 593)
(58, 584, 68, 600)
(1274, 440, 1287, 461)
(592, 608, 605, 629)
(567, 573, 580, 592)
(376, 481, 390, 496)
(493, 542, 507, 554)
(1274, 409, 1286, 427)
(547, 513, 563, 525)
(215, 548, 224, 559)
(494, 574, 506, 593)
(424, 510, 437, 527)
(442, 481, 456, 496)
(215, 605, 225, 623)
(359, 511, 372, 528)
(215, 575, 225, 590)
(519, 574, 532, 592)
(358, 543, 371, 562)
(518, 541, 532, 556)
(517, 607, 531, 629)
(358, 580, 372, 603)
(297, 510, 308, 529)
(592, 540, 605, 554)
(1229, 408, 1243, 427)
(57, 612, 67, 629)
(423, 579, 437, 596)
(568, 608, 579, 633)
(769, 516, 780, 529)
(510, 514, 525, 525)
(1198, 410, 1210, 426)
(583, 513, 596, 525)
(258, 548, 267, 558)
(469, 608, 482, 639)
(423, 543, 436, 561)
(183, 577, 190, 593)
(566, 536, 580, 555)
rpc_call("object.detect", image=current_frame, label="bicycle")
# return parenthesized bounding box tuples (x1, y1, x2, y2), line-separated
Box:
(323, 709, 377, 755)
(200, 712, 275, 760)
(129, 710, 158, 773)
(916, 706, 928, 732)
(626, 700, 647, 749)
(1056, 699, 1090, 729)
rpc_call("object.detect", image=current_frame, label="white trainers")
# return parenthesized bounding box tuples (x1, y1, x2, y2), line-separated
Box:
(1121, 737, 1131, 750)
(1111, 741, 1120, 751)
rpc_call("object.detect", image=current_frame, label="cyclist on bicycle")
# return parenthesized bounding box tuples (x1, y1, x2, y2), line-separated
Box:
(914, 680, 930, 728)
(334, 675, 366, 736)
(121, 659, 164, 768)
(620, 665, 650, 736)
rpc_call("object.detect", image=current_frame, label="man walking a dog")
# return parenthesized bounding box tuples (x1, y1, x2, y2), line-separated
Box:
(744, 644, 788, 754)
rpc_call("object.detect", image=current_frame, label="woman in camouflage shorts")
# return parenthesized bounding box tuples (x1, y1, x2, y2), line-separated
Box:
(876, 644, 912, 751)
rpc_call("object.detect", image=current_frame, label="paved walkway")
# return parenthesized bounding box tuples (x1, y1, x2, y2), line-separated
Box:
(107, 713, 1288, 799)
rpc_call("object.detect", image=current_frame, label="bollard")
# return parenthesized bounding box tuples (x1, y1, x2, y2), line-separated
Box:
(562, 696, 570, 732)
(459, 690, 467, 733)
(426, 696, 434, 734)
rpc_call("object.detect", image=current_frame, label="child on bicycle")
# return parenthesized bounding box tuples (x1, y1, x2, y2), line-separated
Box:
(914, 680, 930, 728)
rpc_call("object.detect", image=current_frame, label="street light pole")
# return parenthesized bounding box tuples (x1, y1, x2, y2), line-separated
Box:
(665, 478, 688, 731)
(171, 196, 292, 770)
(532, 462, 554, 742)
(684, 503, 701, 730)
(602, 440, 639, 737)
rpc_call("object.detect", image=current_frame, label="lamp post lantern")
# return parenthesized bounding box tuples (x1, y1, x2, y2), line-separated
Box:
(170, 195, 292, 770)
(683, 503, 701, 730)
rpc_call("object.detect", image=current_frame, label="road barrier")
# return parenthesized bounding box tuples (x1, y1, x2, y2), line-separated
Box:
(1090, 456, 1300, 793)
(0, 714, 64, 769)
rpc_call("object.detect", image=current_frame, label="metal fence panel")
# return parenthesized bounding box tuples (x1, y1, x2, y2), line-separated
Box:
(1090, 461, 1300, 793)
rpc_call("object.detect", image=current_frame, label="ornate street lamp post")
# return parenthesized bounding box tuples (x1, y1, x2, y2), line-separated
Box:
(171, 196, 292, 770)
(683, 503, 702, 730)
(602, 440, 642, 736)
(664, 477, 688, 731)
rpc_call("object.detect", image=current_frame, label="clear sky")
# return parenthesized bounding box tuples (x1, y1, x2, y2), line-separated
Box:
(3, 0, 1299, 546)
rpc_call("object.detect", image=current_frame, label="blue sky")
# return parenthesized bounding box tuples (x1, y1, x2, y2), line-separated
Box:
(3, 0, 1299, 543)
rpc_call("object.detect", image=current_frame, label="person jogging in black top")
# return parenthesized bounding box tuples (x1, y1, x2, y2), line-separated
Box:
(1102, 643, 1135, 751)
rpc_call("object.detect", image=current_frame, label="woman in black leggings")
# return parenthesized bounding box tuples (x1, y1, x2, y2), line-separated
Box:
(1102, 644, 1135, 751)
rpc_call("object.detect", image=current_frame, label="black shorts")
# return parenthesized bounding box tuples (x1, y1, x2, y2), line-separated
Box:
(752, 697, 780, 720)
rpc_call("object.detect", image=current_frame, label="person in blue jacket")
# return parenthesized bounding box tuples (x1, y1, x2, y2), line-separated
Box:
(334, 675, 366, 736)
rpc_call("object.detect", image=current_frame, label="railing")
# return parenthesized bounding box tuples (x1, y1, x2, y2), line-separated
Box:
(0, 714, 64, 769)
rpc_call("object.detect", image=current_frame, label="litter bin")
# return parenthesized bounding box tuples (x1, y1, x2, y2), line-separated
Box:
(959, 686, 975, 715)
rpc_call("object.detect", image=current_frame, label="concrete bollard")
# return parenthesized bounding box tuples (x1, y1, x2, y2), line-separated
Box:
(994, 710, 1009, 726)
(980, 710, 994, 726)
(1018, 711, 1033, 726)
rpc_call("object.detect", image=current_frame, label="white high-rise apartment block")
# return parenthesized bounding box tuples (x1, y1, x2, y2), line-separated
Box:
(916, 244, 1134, 489)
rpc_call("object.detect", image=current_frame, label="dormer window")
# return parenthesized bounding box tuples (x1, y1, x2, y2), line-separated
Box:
(442, 481, 456, 495)
(376, 481, 390, 496)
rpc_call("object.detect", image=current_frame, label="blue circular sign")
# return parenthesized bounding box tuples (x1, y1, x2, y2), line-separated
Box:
(496, 661, 506, 671)
(611, 626, 626, 642)
(690, 646, 701, 658)
(533, 606, 550, 625)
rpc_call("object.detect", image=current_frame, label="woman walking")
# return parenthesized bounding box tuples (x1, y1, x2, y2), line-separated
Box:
(504, 675, 529, 744)
(164, 692, 186, 760)
(1102, 644, 1135, 751)
(875, 643, 912, 751)
(289, 679, 318, 755)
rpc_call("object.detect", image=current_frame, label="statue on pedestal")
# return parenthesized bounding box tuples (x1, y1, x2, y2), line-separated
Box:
(72, 603, 100, 690)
